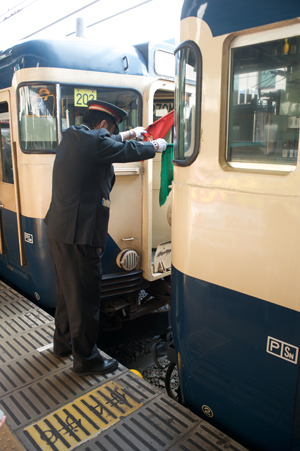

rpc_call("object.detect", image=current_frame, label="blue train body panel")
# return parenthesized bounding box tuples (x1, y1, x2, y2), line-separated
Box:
(0, 210, 126, 308)
(181, 0, 300, 37)
(171, 265, 300, 451)
(0, 39, 148, 90)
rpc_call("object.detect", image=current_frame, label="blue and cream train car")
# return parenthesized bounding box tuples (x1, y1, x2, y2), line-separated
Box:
(0, 38, 174, 318)
(171, 0, 300, 450)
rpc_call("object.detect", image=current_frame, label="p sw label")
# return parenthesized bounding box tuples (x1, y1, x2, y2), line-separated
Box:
(267, 336, 298, 364)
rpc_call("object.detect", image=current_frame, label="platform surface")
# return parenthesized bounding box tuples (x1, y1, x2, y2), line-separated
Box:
(0, 280, 249, 451)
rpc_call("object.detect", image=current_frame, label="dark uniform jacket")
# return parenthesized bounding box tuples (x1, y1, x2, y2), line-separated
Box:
(44, 124, 155, 249)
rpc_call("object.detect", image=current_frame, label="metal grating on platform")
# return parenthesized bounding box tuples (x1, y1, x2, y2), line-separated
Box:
(73, 394, 200, 451)
(0, 345, 72, 395)
(0, 323, 56, 362)
(0, 351, 127, 430)
(167, 421, 249, 451)
(71, 394, 248, 451)
(0, 282, 53, 335)
(0, 308, 54, 337)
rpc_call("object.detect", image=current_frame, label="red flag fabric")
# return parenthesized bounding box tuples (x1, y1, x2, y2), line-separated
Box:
(143, 109, 174, 141)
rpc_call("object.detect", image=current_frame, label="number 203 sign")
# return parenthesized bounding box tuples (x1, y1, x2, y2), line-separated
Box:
(74, 88, 96, 107)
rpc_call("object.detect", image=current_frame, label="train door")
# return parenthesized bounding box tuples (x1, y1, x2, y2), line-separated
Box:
(152, 90, 174, 248)
(0, 92, 26, 275)
(142, 82, 174, 281)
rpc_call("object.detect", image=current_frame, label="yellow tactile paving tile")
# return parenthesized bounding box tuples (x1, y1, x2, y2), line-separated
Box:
(23, 380, 143, 450)
(0, 424, 24, 451)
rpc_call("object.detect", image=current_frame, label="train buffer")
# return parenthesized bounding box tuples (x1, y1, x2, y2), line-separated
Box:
(0, 280, 249, 451)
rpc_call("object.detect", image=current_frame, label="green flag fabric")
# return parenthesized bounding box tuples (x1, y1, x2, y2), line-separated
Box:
(159, 144, 174, 206)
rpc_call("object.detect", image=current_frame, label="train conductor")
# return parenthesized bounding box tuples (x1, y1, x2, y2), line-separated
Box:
(45, 100, 167, 376)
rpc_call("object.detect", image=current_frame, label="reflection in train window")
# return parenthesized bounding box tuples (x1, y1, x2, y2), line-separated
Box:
(0, 102, 13, 184)
(19, 85, 57, 152)
(227, 36, 300, 169)
(60, 86, 141, 132)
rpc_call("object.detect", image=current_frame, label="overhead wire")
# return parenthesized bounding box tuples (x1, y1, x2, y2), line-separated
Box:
(66, 0, 154, 36)
(19, 0, 154, 41)
(21, 0, 102, 40)
(0, 0, 38, 23)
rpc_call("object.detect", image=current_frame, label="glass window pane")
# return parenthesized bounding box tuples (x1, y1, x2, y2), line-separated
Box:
(0, 102, 13, 184)
(155, 50, 175, 78)
(227, 37, 300, 168)
(174, 45, 198, 163)
(60, 87, 141, 131)
(19, 85, 57, 152)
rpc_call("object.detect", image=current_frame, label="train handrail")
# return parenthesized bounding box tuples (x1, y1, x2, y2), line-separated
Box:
(114, 167, 140, 176)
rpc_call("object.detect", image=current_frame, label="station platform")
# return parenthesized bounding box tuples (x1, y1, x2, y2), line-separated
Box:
(0, 280, 249, 451)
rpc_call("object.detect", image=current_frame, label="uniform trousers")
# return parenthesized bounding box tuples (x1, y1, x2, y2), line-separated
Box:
(48, 239, 104, 373)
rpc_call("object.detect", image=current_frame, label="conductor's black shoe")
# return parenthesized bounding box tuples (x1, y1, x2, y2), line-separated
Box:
(72, 358, 118, 376)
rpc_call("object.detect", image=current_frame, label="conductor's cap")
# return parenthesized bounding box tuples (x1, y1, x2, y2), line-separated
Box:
(87, 100, 127, 134)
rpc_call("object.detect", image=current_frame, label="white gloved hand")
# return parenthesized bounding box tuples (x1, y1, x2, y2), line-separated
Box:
(154, 138, 168, 152)
(132, 127, 147, 139)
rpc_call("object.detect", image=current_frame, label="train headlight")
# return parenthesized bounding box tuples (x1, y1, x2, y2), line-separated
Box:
(116, 249, 140, 271)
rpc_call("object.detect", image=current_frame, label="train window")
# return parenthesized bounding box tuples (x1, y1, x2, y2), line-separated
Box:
(60, 86, 141, 131)
(0, 102, 13, 184)
(173, 40, 201, 166)
(19, 85, 57, 152)
(227, 33, 300, 171)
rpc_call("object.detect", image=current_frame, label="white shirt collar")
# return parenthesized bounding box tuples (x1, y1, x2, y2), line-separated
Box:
(81, 124, 91, 130)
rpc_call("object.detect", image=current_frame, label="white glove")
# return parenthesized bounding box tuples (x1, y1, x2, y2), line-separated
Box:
(153, 138, 168, 152)
(132, 127, 147, 139)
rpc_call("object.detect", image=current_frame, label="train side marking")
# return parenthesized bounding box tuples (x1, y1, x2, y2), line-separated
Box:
(24, 233, 33, 244)
(266, 336, 299, 364)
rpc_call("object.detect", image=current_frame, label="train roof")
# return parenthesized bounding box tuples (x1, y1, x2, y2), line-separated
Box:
(0, 38, 162, 90)
(181, 0, 300, 37)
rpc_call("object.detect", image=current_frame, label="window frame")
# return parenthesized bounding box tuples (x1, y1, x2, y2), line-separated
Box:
(226, 23, 300, 173)
(18, 82, 58, 154)
(173, 40, 202, 167)
(0, 101, 14, 184)
(18, 83, 143, 154)
(59, 84, 143, 134)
